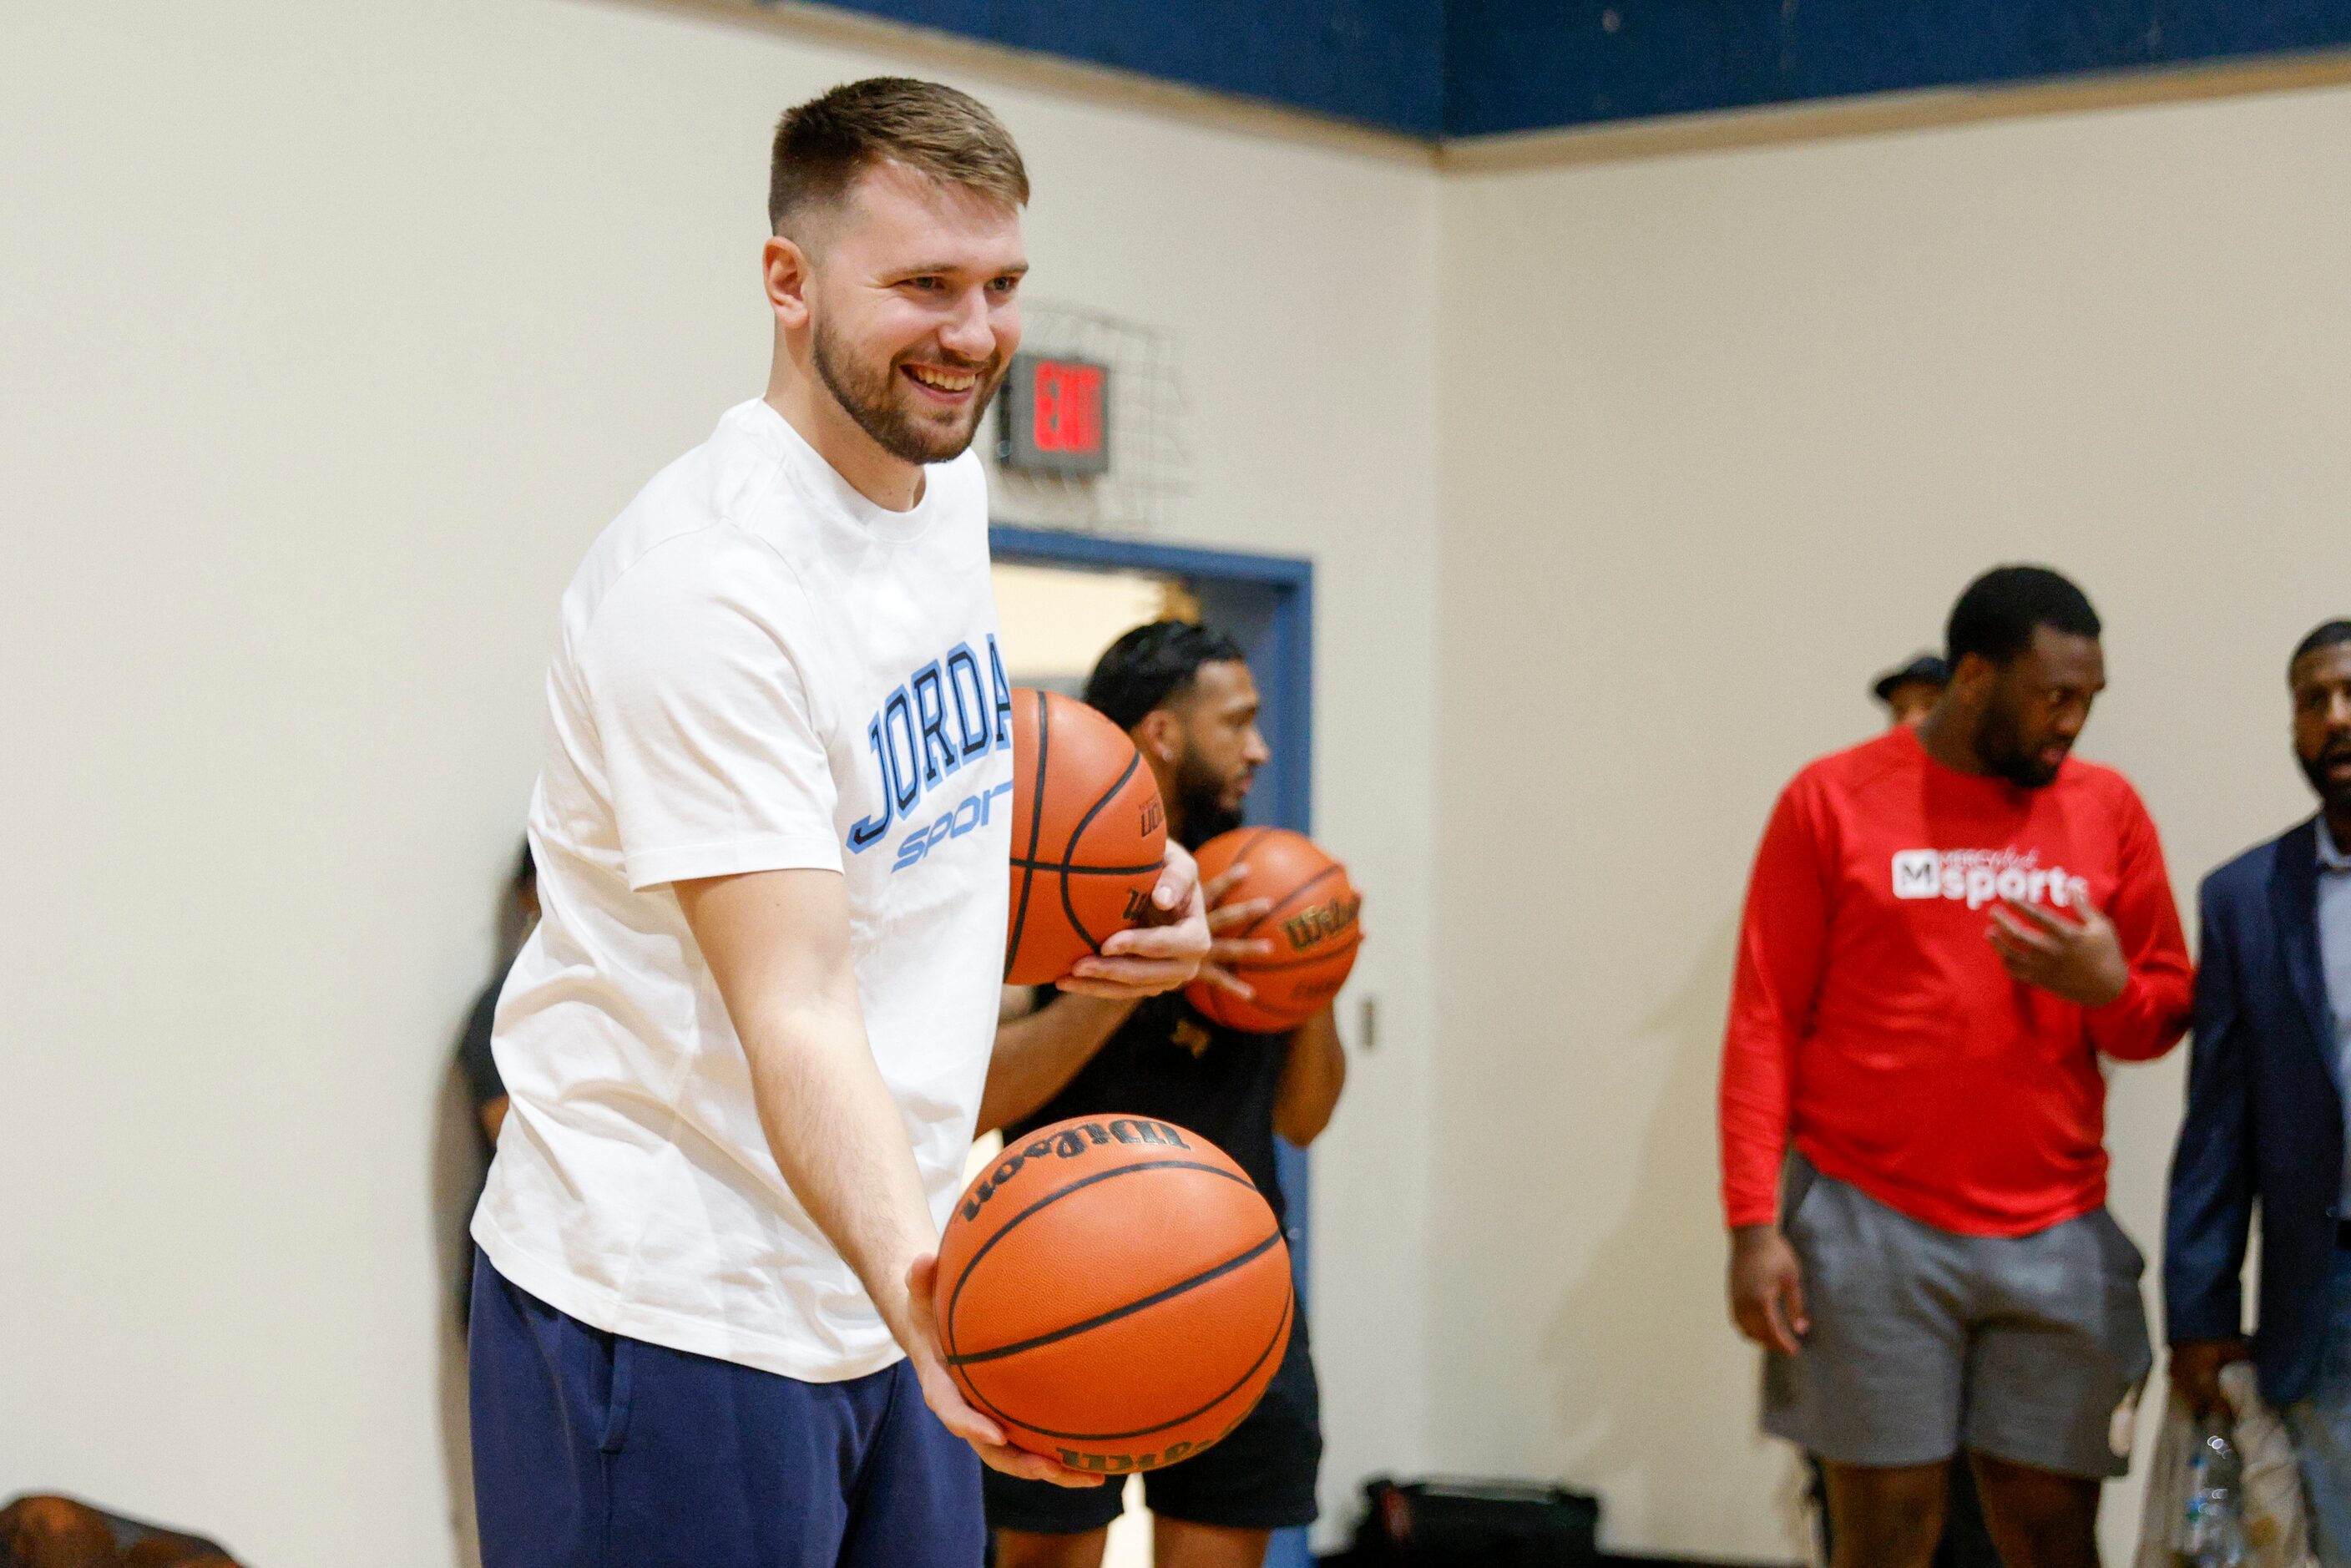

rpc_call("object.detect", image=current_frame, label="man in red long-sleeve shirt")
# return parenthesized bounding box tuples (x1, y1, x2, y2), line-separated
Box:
(1720, 565, 2192, 1568)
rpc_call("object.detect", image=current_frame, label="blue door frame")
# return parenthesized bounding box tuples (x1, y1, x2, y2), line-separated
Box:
(990, 524, 1318, 1568)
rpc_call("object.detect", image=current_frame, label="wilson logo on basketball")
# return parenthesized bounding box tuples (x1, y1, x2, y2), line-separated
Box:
(1140, 797, 1165, 837)
(1282, 893, 1361, 953)
(958, 1118, 1194, 1222)
(1056, 1424, 1245, 1474)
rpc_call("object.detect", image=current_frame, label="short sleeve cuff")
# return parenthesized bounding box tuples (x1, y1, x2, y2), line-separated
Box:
(625, 832, 844, 891)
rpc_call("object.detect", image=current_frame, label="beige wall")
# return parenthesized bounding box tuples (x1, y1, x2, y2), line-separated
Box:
(1436, 83, 2351, 1560)
(0, 3, 1438, 1561)
(13, 1, 2351, 1561)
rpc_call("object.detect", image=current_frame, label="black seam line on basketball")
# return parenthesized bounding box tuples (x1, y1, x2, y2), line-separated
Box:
(948, 1229, 1285, 1368)
(946, 1158, 1258, 1353)
(1232, 827, 1277, 872)
(1004, 859, 1036, 984)
(1060, 749, 1144, 956)
(1008, 857, 1164, 876)
(953, 1283, 1289, 1446)
(941, 1153, 1254, 1374)
(973, 1287, 1292, 1446)
(1211, 828, 1278, 908)
(974, 1284, 1295, 1446)
(946, 1158, 1258, 1340)
(1004, 690, 1050, 979)
(1236, 862, 1346, 942)
(1236, 862, 1345, 941)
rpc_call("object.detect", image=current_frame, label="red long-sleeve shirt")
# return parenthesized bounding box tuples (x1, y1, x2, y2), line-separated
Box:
(1718, 724, 2193, 1237)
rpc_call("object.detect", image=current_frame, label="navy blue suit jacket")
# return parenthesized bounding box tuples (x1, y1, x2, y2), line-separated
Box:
(2164, 817, 2343, 1405)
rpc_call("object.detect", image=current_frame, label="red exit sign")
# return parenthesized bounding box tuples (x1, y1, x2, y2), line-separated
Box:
(1033, 360, 1104, 454)
(999, 354, 1111, 476)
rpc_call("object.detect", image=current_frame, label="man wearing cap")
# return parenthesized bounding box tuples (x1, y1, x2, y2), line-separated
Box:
(1874, 653, 1950, 729)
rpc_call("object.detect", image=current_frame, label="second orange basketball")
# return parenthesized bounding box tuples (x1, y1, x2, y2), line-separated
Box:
(1186, 827, 1364, 1033)
(1004, 687, 1169, 984)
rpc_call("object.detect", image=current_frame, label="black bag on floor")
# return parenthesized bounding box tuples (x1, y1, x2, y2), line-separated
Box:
(1327, 1476, 1601, 1566)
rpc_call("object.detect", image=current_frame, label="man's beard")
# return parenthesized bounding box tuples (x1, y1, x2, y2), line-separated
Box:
(812, 321, 999, 466)
(1973, 700, 2063, 790)
(1174, 752, 1246, 850)
(2300, 739, 2351, 816)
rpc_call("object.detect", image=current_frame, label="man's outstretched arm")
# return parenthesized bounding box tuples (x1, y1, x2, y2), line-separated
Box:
(1273, 1008, 1345, 1146)
(676, 867, 1099, 1488)
(2163, 878, 2255, 1416)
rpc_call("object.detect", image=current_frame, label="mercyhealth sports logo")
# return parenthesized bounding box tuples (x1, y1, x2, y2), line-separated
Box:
(1891, 847, 2091, 912)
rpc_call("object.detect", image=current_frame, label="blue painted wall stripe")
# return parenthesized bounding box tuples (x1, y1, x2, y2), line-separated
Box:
(1446, 1, 2351, 137)
(788, 0, 2351, 139)
(791, 0, 1444, 134)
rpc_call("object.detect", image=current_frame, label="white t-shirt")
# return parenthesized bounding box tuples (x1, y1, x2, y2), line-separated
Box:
(473, 399, 1014, 1383)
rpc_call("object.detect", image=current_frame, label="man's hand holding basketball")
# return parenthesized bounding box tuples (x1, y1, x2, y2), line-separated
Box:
(1191, 860, 1275, 1000)
(1727, 1224, 1808, 1356)
(903, 1255, 1105, 1489)
(1058, 842, 1211, 999)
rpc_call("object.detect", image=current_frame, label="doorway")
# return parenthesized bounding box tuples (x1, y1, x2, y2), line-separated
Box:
(988, 524, 1317, 1568)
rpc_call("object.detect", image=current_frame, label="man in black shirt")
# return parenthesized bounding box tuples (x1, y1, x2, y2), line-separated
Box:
(449, 841, 537, 1328)
(980, 620, 1348, 1568)
(455, 841, 538, 1151)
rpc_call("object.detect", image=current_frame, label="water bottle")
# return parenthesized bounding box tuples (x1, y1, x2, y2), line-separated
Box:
(2182, 1416, 2249, 1568)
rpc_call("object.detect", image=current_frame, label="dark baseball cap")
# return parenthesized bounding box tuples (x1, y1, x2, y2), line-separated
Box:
(1872, 652, 1949, 704)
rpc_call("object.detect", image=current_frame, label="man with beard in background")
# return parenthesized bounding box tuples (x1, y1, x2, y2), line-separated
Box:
(980, 620, 1347, 1568)
(1722, 565, 2194, 1568)
(2166, 620, 2351, 1561)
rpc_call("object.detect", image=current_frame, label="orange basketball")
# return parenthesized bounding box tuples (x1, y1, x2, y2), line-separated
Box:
(935, 1115, 1293, 1474)
(1185, 827, 1363, 1033)
(1004, 688, 1167, 985)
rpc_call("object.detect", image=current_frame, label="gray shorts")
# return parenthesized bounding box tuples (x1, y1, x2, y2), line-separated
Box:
(1763, 1155, 2152, 1479)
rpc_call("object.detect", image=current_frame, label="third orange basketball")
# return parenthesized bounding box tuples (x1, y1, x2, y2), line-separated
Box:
(1186, 827, 1363, 1033)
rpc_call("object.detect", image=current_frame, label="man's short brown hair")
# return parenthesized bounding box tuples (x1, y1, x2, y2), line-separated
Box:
(768, 78, 1029, 235)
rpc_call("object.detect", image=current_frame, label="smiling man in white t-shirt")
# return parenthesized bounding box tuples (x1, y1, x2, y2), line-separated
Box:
(467, 78, 1211, 1568)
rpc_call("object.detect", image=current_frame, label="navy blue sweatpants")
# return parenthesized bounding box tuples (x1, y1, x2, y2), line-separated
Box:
(468, 1254, 983, 1568)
